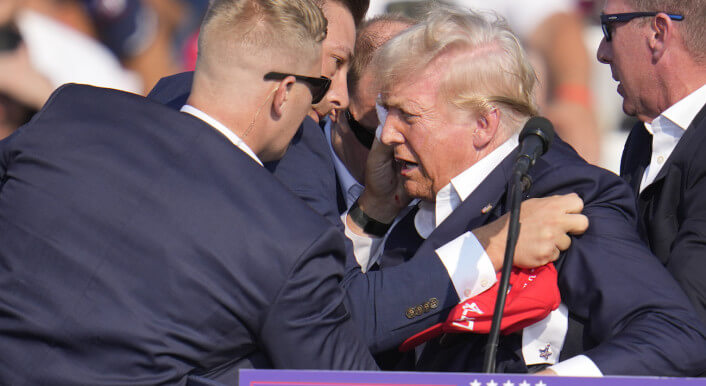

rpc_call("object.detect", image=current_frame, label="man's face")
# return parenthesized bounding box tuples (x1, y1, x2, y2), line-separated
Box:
(348, 68, 380, 132)
(262, 58, 325, 162)
(379, 65, 478, 201)
(596, 0, 659, 121)
(310, 0, 356, 122)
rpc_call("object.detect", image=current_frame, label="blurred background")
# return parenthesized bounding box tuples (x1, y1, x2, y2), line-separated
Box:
(0, 0, 635, 174)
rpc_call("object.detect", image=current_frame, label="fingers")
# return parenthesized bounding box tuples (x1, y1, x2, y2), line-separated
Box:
(556, 232, 572, 252)
(564, 213, 589, 235)
(555, 192, 584, 214)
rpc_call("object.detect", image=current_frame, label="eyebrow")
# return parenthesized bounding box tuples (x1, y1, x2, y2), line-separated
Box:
(329, 43, 353, 61)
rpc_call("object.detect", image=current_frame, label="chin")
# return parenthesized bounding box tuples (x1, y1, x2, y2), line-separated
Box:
(405, 181, 434, 202)
(621, 100, 637, 118)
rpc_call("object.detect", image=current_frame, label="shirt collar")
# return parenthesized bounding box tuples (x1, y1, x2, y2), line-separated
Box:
(324, 118, 364, 208)
(180, 104, 263, 166)
(661, 84, 706, 130)
(415, 134, 519, 239)
(645, 84, 706, 135)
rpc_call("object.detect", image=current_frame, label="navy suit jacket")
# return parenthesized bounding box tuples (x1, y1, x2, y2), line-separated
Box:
(382, 138, 706, 376)
(148, 72, 459, 354)
(148, 71, 342, 229)
(621, 103, 706, 323)
(0, 84, 377, 385)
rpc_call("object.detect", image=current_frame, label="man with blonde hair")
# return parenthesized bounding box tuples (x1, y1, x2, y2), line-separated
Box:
(348, 6, 706, 376)
(598, 0, 706, 323)
(0, 0, 379, 384)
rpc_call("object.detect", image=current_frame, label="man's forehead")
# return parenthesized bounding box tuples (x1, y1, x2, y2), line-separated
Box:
(602, 0, 633, 13)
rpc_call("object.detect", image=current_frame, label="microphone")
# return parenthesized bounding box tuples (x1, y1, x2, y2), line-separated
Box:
(482, 116, 554, 373)
(514, 116, 555, 177)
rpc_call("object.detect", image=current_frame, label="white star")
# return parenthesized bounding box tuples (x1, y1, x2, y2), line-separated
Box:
(487, 380, 498, 386)
(535, 381, 547, 386)
(470, 380, 482, 386)
(503, 381, 515, 386)
(519, 381, 530, 386)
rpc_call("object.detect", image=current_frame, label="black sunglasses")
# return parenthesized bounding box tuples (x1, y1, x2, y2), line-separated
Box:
(600, 12, 683, 42)
(263, 72, 331, 104)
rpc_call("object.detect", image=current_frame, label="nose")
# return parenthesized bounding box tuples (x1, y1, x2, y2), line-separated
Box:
(596, 37, 611, 64)
(326, 70, 350, 111)
(379, 112, 405, 146)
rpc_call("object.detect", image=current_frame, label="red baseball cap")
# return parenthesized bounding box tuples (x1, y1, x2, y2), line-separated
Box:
(399, 263, 560, 352)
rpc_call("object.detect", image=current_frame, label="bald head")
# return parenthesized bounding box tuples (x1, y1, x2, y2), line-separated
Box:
(348, 14, 416, 102)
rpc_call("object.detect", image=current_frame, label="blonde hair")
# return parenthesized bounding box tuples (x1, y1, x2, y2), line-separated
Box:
(375, 6, 539, 133)
(198, 0, 327, 70)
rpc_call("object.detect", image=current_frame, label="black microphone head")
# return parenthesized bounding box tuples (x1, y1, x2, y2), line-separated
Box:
(519, 116, 555, 155)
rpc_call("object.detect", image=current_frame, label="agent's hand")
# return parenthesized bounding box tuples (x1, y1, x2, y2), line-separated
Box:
(473, 193, 588, 271)
(355, 135, 411, 225)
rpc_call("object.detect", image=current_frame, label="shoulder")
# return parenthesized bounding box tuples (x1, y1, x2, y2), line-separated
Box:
(530, 137, 637, 218)
(147, 71, 194, 109)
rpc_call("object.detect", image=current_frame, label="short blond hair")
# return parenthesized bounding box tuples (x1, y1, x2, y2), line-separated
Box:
(375, 6, 538, 132)
(198, 0, 327, 71)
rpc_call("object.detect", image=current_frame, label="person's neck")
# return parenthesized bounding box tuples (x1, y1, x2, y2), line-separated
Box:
(330, 122, 369, 185)
(655, 54, 706, 119)
(186, 91, 263, 157)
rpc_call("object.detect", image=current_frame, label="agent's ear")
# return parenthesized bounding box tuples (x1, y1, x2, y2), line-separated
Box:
(473, 107, 500, 148)
(272, 76, 296, 117)
(649, 13, 672, 62)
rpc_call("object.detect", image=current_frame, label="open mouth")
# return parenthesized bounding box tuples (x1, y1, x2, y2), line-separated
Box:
(396, 158, 419, 175)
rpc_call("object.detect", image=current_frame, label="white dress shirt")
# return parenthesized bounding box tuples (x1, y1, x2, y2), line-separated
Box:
(345, 135, 519, 299)
(640, 84, 706, 193)
(180, 105, 263, 166)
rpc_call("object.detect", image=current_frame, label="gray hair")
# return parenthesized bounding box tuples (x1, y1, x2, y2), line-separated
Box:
(627, 0, 705, 61)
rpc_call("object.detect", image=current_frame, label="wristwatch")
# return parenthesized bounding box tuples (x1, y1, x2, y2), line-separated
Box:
(348, 199, 393, 237)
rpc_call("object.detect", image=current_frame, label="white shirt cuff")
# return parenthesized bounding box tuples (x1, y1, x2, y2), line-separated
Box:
(342, 212, 384, 273)
(434, 231, 497, 301)
(548, 355, 603, 377)
(522, 303, 568, 366)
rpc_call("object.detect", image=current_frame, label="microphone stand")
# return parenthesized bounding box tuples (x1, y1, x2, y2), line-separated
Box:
(482, 163, 531, 373)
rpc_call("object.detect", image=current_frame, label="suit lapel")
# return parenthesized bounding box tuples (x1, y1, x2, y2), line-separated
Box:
(636, 102, 706, 242)
(426, 148, 515, 248)
(621, 122, 652, 195)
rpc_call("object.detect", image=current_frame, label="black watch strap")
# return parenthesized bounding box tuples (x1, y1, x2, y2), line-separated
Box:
(349, 200, 392, 237)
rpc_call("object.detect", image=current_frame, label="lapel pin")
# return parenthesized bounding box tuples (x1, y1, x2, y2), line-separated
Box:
(481, 204, 493, 214)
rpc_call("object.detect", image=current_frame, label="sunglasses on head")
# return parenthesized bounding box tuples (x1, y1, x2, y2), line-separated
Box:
(600, 12, 683, 42)
(263, 72, 331, 104)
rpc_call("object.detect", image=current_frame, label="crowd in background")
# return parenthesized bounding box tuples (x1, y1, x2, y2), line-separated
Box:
(0, 0, 633, 172)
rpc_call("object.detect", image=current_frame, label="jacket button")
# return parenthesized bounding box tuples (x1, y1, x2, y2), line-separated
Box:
(429, 298, 439, 309)
(414, 305, 424, 316)
(405, 307, 416, 319)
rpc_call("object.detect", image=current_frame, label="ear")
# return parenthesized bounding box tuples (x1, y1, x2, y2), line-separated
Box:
(472, 107, 500, 148)
(649, 13, 671, 62)
(272, 77, 296, 117)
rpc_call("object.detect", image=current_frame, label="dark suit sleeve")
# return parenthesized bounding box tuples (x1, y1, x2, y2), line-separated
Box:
(259, 226, 378, 370)
(543, 165, 706, 376)
(340, 243, 459, 353)
(266, 118, 343, 231)
(664, 150, 706, 322)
